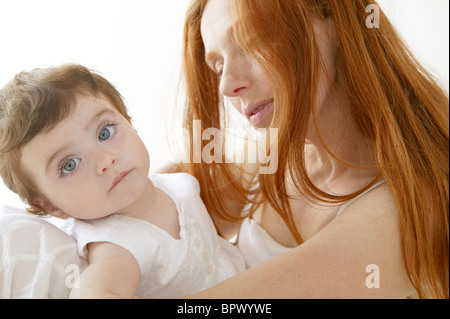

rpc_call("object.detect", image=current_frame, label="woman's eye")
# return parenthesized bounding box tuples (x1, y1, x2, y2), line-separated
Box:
(98, 125, 115, 142)
(61, 158, 80, 175)
(215, 65, 223, 78)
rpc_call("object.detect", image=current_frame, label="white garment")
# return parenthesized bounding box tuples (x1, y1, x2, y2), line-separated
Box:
(237, 181, 386, 268)
(0, 205, 87, 299)
(62, 173, 245, 298)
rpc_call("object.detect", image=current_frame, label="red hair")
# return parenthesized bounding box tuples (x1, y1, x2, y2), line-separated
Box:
(182, 0, 449, 298)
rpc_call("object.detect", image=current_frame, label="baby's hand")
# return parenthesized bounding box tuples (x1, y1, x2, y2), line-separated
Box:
(69, 242, 140, 299)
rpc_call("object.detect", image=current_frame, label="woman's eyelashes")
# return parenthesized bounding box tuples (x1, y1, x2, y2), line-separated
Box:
(215, 63, 223, 78)
(207, 62, 223, 79)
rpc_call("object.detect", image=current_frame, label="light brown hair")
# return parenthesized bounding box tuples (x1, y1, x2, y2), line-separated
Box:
(181, 0, 449, 298)
(0, 64, 131, 215)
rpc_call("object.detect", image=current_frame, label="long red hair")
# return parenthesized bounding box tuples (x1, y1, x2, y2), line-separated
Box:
(181, 0, 449, 298)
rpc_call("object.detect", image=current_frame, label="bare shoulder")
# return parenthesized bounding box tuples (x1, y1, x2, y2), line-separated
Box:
(190, 183, 417, 298)
(341, 182, 397, 218)
(299, 182, 416, 297)
(262, 182, 417, 298)
(331, 183, 405, 251)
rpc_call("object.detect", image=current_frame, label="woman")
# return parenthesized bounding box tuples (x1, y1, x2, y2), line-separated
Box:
(178, 0, 448, 298)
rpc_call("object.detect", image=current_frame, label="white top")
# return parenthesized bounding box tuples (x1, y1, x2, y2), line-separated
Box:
(0, 205, 87, 299)
(61, 173, 245, 298)
(237, 181, 386, 268)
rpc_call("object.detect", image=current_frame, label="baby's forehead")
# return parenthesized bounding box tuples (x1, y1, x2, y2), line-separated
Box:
(37, 94, 129, 146)
(55, 94, 119, 128)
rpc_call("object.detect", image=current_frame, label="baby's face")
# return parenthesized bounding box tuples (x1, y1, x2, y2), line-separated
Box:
(20, 94, 150, 219)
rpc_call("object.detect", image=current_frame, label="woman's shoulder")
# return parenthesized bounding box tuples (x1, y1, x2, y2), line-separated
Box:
(298, 182, 416, 297)
(337, 181, 396, 218)
(335, 181, 390, 216)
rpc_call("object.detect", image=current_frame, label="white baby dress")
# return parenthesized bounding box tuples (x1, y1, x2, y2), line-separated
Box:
(62, 173, 245, 298)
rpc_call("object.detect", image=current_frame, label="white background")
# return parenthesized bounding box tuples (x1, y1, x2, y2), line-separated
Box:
(0, 0, 449, 208)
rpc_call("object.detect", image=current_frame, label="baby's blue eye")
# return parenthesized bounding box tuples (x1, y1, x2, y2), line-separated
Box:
(61, 158, 80, 175)
(99, 125, 115, 141)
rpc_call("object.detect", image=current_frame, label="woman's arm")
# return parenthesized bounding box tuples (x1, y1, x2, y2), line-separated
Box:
(189, 184, 416, 298)
(69, 242, 141, 299)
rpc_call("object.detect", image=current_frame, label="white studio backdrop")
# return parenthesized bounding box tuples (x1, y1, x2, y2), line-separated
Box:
(0, 0, 449, 208)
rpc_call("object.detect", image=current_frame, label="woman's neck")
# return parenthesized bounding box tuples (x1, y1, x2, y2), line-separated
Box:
(306, 90, 378, 188)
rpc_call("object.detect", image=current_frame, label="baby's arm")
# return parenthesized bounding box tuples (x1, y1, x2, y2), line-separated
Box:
(69, 242, 141, 299)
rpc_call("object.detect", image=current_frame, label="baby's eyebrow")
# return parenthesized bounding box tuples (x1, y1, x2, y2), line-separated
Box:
(84, 109, 114, 131)
(45, 144, 71, 174)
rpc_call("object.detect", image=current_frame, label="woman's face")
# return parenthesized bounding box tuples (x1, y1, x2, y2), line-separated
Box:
(201, 0, 339, 134)
(201, 0, 274, 128)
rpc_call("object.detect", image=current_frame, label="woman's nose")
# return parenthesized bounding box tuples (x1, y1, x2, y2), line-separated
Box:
(219, 59, 251, 97)
(95, 150, 117, 175)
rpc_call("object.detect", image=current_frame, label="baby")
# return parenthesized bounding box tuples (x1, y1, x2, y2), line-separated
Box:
(0, 64, 245, 298)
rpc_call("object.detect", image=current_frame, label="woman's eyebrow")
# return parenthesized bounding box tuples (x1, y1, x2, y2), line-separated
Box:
(204, 26, 236, 68)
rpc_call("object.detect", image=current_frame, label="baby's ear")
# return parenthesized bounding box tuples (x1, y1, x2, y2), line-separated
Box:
(32, 199, 71, 219)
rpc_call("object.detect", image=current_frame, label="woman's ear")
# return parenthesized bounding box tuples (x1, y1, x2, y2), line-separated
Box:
(32, 199, 71, 219)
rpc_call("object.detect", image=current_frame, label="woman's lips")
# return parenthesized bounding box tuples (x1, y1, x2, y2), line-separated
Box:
(109, 170, 131, 192)
(245, 99, 274, 127)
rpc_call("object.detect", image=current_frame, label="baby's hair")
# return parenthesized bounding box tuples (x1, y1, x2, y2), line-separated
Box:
(0, 64, 131, 215)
